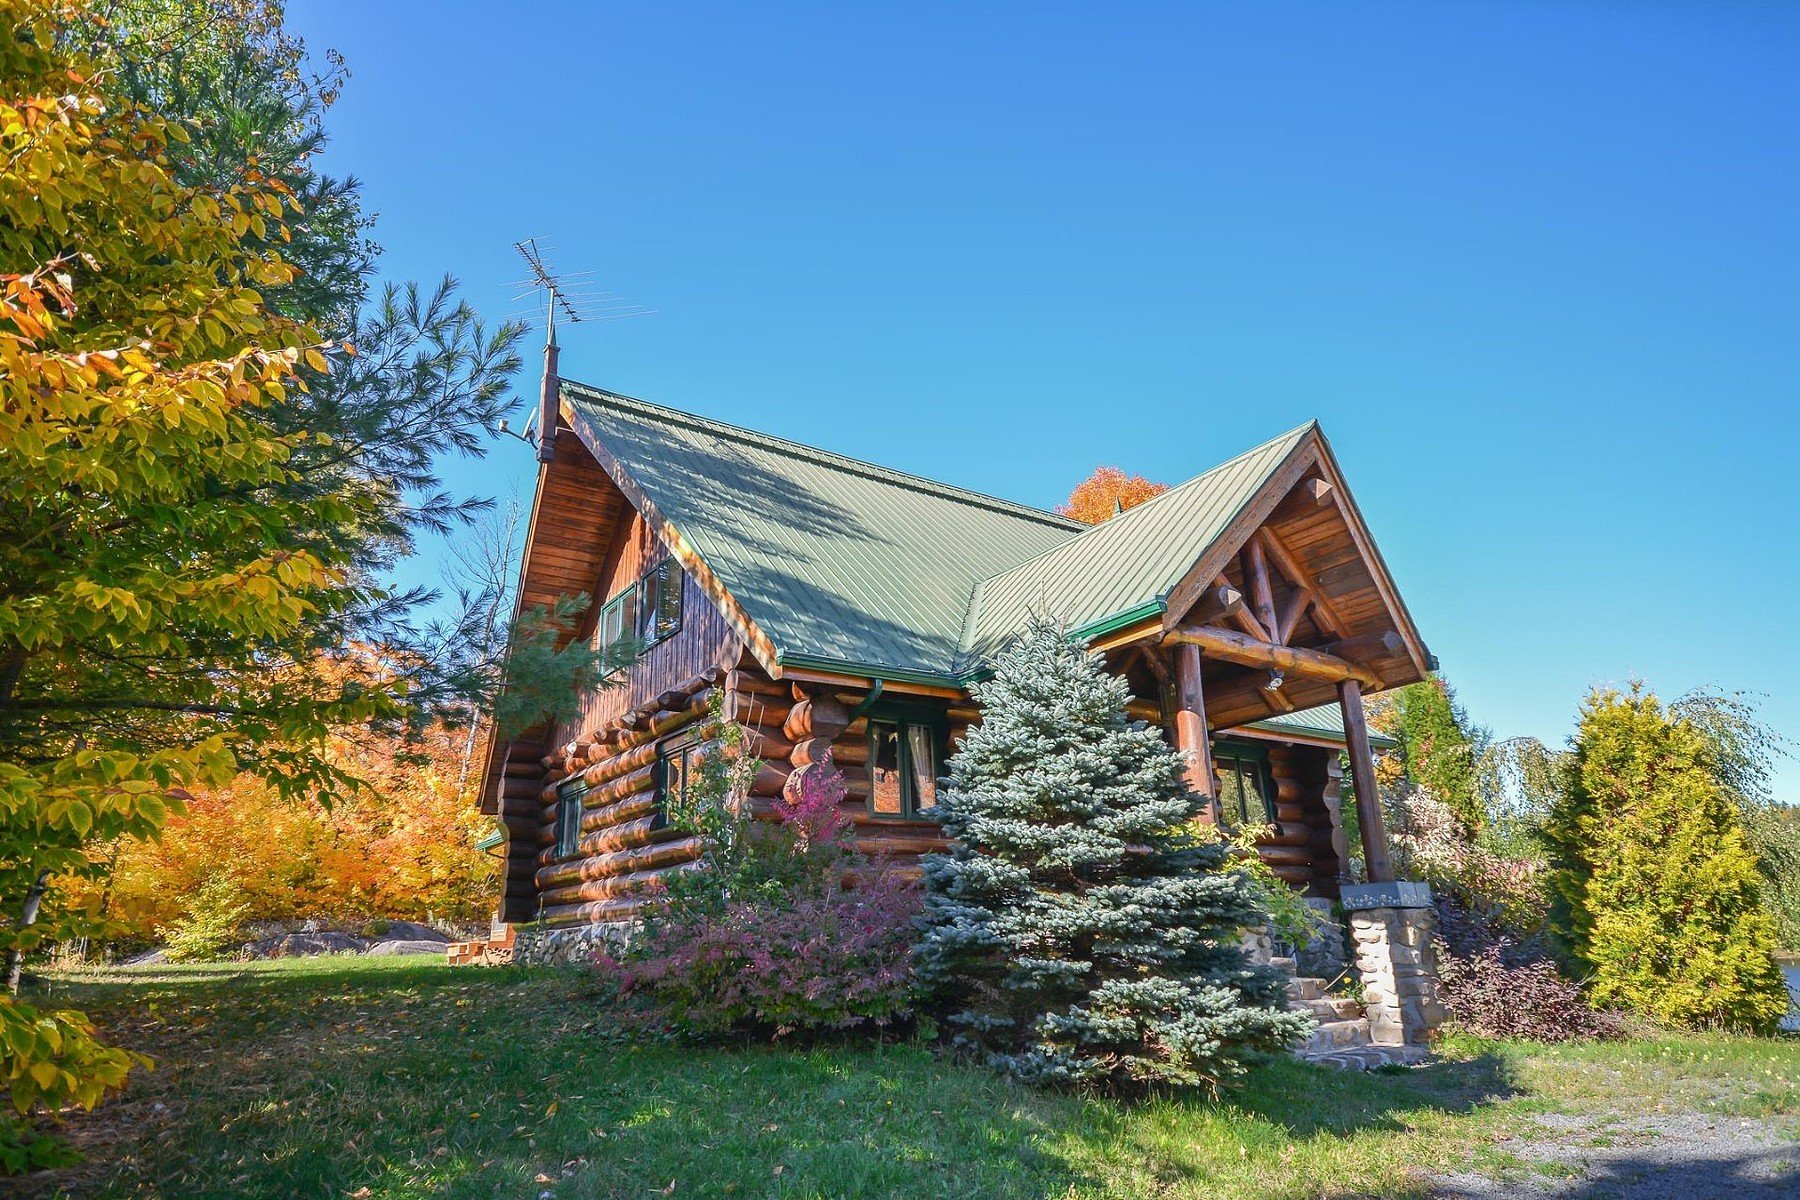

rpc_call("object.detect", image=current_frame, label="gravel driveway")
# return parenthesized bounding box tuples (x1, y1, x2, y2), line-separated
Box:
(1432, 1111, 1800, 1199)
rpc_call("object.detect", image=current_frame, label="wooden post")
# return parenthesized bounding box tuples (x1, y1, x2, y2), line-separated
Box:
(1174, 643, 1217, 821)
(1337, 678, 1393, 883)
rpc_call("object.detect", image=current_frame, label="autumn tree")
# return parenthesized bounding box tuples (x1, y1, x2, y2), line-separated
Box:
(1057, 466, 1168, 524)
(69, 1, 530, 715)
(0, 0, 552, 1159)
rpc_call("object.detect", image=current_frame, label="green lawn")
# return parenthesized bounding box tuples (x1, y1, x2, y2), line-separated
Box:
(16, 957, 1800, 1199)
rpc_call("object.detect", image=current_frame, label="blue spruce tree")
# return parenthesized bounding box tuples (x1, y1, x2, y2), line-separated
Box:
(916, 617, 1309, 1091)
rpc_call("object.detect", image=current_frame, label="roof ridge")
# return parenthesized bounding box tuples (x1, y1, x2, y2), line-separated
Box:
(562, 379, 1084, 533)
(966, 420, 1320, 597)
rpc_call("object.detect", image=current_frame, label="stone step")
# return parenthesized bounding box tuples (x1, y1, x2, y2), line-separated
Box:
(1302, 1043, 1431, 1072)
(1285, 976, 1324, 1002)
(1297, 996, 1364, 1022)
(1269, 955, 1299, 976)
(1295, 1018, 1373, 1057)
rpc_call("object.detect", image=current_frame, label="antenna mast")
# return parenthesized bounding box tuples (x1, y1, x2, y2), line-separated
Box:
(514, 238, 583, 464)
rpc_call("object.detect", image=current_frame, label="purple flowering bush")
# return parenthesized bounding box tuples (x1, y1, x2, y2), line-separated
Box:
(597, 761, 921, 1040)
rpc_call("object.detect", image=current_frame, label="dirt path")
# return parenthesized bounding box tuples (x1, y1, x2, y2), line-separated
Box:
(1432, 1111, 1800, 1199)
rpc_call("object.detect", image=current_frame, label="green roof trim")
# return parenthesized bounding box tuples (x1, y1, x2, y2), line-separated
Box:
(472, 827, 504, 854)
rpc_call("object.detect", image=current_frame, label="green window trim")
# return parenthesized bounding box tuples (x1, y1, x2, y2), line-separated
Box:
(554, 777, 587, 859)
(597, 556, 684, 672)
(1212, 738, 1273, 830)
(866, 703, 947, 821)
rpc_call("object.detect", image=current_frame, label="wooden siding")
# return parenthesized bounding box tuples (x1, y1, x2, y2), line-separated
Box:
(550, 510, 746, 756)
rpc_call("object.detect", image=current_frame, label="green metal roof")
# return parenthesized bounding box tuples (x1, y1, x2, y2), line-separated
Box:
(561, 383, 1324, 689)
(563, 383, 1080, 681)
(1242, 702, 1399, 749)
(960, 423, 1315, 665)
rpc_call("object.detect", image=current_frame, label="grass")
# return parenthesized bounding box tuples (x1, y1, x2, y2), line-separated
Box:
(16, 956, 1800, 1199)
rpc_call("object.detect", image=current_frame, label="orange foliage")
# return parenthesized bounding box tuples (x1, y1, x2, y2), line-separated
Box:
(1057, 466, 1169, 525)
(89, 725, 498, 939)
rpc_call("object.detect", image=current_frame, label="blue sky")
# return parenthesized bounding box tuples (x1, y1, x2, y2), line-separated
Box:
(291, 1, 1799, 797)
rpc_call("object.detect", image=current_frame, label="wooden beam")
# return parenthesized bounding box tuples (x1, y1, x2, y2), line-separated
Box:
(1245, 541, 1279, 640)
(1165, 624, 1383, 689)
(1189, 581, 1245, 627)
(1320, 630, 1406, 664)
(1267, 476, 1335, 525)
(1256, 526, 1347, 639)
(1338, 679, 1394, 883)
(1275, 586, 1310, 645)
(1173, 643, 1217, 821)
(1162, 439, 1321, 629)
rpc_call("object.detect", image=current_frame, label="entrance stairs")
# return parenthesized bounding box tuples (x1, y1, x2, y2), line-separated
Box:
(1273, 955, 1429, 1071)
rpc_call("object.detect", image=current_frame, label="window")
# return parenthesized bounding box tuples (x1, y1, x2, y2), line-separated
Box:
(867, 710, 943, 820)
(554, 776, 587, 858)
(655, 728, 709, 830)
(597, 557, 684, 669)
(1213, 741, 1272, 829)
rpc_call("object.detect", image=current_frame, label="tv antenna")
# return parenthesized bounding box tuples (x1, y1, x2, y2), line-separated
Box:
(504, 238, 654, 462)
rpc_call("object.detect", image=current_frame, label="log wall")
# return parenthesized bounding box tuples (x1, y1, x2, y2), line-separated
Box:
(508, 654, 1348, 930)
(1250, 742, 1344, 898)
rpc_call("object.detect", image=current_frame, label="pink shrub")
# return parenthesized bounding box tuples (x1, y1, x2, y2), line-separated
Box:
(597, 763, 921, 1040)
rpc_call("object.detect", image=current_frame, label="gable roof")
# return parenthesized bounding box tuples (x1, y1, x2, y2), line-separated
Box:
(556, 380, 1423, 692)
(562, 383, 1080, 683)
(961, 423, 1315, 665)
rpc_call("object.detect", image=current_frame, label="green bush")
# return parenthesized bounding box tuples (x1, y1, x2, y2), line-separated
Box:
(1545, 686, 1789, 1034)
(161, 875, 252, 963)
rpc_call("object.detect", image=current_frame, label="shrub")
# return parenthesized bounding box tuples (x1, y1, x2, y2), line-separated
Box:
(600, 757, 920, 1039)
(1545, 686, 1789, 1034)
(1434, 899, 1622, 1041)
(914, 618, 1308, 1094)
(1389, 786, 1545, 933)
(160, 874, 253, 963)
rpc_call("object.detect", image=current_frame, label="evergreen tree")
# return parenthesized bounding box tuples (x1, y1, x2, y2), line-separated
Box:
(915, 618, 1308, 1092)
(1544, 686, 1789, 1033)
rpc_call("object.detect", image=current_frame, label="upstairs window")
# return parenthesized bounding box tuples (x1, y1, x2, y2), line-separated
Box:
(554, 776, 587, 859)
(597, 557, 684, 669)
(1213, 741, 1272, 829)
(868, 709, 944, 820)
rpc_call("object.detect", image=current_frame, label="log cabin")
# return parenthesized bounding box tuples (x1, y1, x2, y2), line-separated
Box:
(475, 348, 1430, 951)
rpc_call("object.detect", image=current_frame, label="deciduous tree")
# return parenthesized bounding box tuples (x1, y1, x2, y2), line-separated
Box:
(1056, 466, 1167, 525)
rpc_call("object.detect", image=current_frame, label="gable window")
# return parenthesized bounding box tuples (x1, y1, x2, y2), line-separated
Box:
(655, 728, 709, 829)
(1213, 741, 1272, 829)
(868, 709, 944, 820)
(554, 776, 587, 859)
(597, 557, 684, 668)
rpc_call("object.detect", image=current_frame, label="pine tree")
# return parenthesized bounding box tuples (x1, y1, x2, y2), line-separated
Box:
(1545, 686, 1789, 1033)
(915, 618, 1309, 1092)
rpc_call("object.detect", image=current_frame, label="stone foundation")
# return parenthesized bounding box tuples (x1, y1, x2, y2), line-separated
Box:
(1345, 892, 1448, 1046)
(513, 920, 635, 966)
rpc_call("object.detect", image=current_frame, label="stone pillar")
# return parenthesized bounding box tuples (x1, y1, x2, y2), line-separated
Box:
(1342, 882, 1447, 1047)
